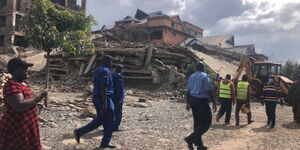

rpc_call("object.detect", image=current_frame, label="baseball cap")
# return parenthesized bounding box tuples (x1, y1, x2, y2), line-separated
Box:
(7, 57, 33, 73)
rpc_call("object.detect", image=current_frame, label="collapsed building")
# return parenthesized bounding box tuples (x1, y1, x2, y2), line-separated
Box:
(0, 0, 86, 55)
(182, 35, 268, 62)
(97, 9, 204, 45)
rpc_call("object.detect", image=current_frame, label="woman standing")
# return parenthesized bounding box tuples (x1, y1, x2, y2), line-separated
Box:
(0, 58, 47, 150)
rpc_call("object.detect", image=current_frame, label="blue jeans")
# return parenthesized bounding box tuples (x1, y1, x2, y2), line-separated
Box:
(79, 96, 114, 146)
(113, 99, 123, 130)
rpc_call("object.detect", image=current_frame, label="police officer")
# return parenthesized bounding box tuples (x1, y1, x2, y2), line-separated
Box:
(184, 61, 217, 150)
(235, 75, 253, 126)
(288, 71, 300, 124)
(216, 74, 235, 125)
(74, 55, 116, 149)
(112, 64, 125, 131)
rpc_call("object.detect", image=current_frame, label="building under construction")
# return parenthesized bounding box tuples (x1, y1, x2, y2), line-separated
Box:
(0, 0, 86, 54)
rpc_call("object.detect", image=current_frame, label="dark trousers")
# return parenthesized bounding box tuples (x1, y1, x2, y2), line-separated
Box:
(265, 101, 277, 126)
(79, 96, 114, 146)
(113, 99, 123, 130)
(235, 100, 252, 124)
(188, 97, 212, 147)
(292, 99, 300, 122)
(217, 98, 232, 123)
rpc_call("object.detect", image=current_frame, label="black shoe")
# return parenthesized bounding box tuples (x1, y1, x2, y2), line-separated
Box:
(184, 137, 194, 150)
(248, 120, 254, 124)
(224, 122, 230, 125)
(113, 129, 123, 132)
(73, 129, 81, 143)
(235, 123, 239, 126)
(100, 145, 116, 149)
(197, 146, 208, 150)
(267, 125, 275, 129)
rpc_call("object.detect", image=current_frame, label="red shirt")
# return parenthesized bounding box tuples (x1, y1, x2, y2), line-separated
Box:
(0, 79, 41, 150)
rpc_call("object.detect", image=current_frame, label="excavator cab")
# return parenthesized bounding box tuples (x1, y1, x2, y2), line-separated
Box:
(252, 62, 282, 85)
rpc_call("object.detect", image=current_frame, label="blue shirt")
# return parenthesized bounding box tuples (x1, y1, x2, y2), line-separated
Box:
(187, 71, 214, 99)
(92, 66, 114, 96)
(112, 72, 125, 101)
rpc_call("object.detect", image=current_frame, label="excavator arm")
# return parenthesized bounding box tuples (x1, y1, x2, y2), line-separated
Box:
(234, 56, 256, 82)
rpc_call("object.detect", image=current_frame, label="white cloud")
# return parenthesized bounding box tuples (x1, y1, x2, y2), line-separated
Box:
(86, 0, 300, 61)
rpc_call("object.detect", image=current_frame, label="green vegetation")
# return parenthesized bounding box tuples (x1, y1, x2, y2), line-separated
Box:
(22, 0, 96, 55)
(282, 60, 300, 81)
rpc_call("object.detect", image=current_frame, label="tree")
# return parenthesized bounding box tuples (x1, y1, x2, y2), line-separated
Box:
(282, 60, 299, 81)
(22, 0, 96, 106)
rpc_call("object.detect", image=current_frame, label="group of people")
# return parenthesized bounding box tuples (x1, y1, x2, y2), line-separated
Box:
(0, 56, 125, 150)
(73, 55, 125, 149)
(0, 56, 299, 150)
(185, 61, 300, 150)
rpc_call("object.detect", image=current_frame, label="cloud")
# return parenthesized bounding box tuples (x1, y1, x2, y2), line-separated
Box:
(208, 2, 300, 62)
(86, 0, 300, 61)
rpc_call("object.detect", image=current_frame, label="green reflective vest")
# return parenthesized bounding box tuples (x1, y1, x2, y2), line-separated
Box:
(219, 81, 231, 98)
(237, 81, 249, 100)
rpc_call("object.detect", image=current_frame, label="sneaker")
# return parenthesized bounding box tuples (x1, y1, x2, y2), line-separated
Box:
(267, 125, 275, 129)
(197, 145, 208, 150)
(184, 137, 194, 150)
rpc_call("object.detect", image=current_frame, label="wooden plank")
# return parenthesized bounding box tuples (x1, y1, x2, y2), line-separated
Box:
(49, 68, 68, 72)
(84, 54, 97, 74)
(78, 62, 86, 76)
(123, 69, 152, 75)
(124, 76, 153, 80)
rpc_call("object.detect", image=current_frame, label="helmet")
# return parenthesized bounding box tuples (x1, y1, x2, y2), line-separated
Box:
(241, 104, 251, 114)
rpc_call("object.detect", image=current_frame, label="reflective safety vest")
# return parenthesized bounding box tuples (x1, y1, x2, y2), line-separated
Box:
(219, 81, 231, 98)
(237, 81, 249, 100)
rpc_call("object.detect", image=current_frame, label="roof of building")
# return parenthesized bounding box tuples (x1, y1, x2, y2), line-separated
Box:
(226, 44, 256, 55)
(197, 35, 234, 48)
(134, 9, 166, 20)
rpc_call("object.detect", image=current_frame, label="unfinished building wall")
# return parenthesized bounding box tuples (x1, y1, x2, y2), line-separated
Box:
(162, 28, 188, 45)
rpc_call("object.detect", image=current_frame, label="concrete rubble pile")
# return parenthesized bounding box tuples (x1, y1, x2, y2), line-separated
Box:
(47, 31, 201, 88)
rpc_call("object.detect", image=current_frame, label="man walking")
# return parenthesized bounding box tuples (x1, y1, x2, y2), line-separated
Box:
(261, 76, 283, 129)
(288, 71, 300, 123)
(74, 55, 116, 149)
(216, 74, 235, 125)
(184, 61, 217, 150)
(112, 64, 125, 131)
(235, 75, 253, 126)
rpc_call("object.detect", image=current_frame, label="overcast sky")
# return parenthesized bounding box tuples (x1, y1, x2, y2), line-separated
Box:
(86, 0, 300, 63)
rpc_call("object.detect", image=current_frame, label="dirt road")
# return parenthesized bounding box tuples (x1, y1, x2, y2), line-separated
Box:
(37, 89, 300, 150)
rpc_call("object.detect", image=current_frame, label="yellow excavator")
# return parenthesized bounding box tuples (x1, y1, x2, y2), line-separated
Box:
(234, 56, 293, 101)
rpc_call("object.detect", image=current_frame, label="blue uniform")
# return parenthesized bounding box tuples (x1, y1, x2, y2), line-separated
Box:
(79, 66, 115, 146)
(187, 71, 214, 99)
(112, 72, 125, 130)
(186, 71, 214, 148)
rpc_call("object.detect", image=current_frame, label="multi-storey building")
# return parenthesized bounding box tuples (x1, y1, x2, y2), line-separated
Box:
(0, 0, 86, 54)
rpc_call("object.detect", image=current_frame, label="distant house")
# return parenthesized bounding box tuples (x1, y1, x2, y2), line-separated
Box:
(98, 9, 204, 45)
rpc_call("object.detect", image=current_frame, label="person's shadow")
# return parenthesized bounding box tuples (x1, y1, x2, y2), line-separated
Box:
(282, 122, 300, 129)
(251, 125, 271, 133)
(210, 124, 247, 130)
(62, 129, 104, 140)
